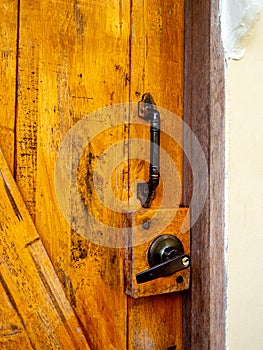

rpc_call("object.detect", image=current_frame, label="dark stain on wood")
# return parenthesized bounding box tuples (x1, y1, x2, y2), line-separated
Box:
(57, 263, 77, 308)
(74, 0, 85, 37)
(71, 232, 88, 262)
(0, 325, 22, 338)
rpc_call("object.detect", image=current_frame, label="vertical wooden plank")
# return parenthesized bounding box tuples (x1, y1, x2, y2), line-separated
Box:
(128, 0, 185, 209)
(0, 149, 90, 349)
(0, 0, 18, 172)
(15, 0, 130, 349)
(183, 0, 225, 349)
(130, 0, 184, 114)
(128, 294, 183, 349)
(128, 1, 185, 348)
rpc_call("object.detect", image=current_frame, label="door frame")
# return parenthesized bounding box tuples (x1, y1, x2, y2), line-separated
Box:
(183, 1, 225, 349)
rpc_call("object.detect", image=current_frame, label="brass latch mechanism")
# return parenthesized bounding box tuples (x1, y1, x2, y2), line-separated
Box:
(137, 93, 160, 208)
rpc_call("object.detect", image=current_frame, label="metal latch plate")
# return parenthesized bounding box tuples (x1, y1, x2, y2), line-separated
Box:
(124, 207, 190, 298)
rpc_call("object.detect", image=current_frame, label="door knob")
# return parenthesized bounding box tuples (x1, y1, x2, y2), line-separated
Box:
(137, 93, 160, 208)
(136, 234, 190, 284)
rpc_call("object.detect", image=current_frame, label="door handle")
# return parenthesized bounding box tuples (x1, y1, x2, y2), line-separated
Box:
(136, 234, 190, 284)
(137, 93, 160, 208)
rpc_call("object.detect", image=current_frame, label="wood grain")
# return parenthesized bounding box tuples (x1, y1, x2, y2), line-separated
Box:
(127, 1, 185, 348)
(183, 0, 226, 349)
(0, 149, 89, 349)
(13, 0, 186, 348)
(0, 282, 34, 349)
(15, 0, 130, 348)
(127, 293, 183, 350)
(0, 0, 18, 172)
(129, 0, 185, 209)
(130, 0, 184, 114)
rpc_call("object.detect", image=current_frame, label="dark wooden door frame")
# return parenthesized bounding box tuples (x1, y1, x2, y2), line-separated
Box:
(183, 0, 225, 349)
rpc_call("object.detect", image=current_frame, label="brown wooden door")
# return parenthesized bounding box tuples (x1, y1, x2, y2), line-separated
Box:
(1, 0, 186, 349)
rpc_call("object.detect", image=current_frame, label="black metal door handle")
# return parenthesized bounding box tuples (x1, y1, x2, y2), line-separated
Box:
(136, 234, 190, 284)
(137, 93, 160, 208)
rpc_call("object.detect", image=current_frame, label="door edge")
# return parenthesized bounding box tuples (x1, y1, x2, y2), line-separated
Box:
(183, 1, 226, 349)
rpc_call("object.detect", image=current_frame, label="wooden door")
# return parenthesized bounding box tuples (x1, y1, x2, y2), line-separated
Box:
(0, 150, 90, 349)
(1, 0, 186, 348)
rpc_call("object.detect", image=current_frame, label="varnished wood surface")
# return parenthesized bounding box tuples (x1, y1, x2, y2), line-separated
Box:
(16, 1, 130, 349)
(129, 0, 185, 209)
(0, 150, 90, 349)
(128, 2, 185, 349)
(184, 0, 225, 349)
(0, 1, 17, 172)
(128, 293, 183, 350)
(1, 0, 186, 349)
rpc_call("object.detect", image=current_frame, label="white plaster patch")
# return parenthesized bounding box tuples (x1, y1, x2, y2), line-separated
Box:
(221, 0, 263, 59)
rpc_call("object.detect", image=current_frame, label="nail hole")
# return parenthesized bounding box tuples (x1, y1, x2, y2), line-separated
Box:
(176, 276, 183, 284)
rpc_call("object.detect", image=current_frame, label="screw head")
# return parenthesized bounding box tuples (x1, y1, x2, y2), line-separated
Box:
(142, 220, 151, 230)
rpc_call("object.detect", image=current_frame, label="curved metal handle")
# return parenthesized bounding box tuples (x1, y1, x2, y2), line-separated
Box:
(137, 93, 160, 208)
(136, 254, 190, 284)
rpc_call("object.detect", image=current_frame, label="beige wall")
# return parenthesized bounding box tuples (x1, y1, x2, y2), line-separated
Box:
(226, 13, 263, 350)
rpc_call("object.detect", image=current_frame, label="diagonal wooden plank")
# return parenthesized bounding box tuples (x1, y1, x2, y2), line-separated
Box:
(0, 281, 34, 349)
(0, 149, 90, 349)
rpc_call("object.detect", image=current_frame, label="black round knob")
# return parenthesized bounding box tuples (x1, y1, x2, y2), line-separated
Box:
(136, 234, 190, 284)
